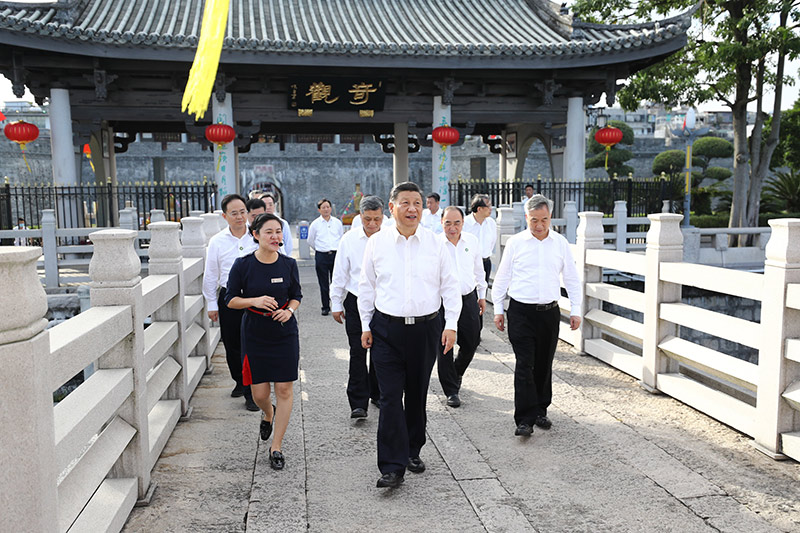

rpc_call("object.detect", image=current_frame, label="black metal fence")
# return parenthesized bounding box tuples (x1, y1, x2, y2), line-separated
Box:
(449, 177, 679, 218)
(0, 182, 218, 231)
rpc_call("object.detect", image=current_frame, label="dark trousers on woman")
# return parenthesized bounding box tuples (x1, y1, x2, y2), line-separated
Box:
(370, 311, 442, 475)
(437, 290, 481, 397)
(217, 288, 252, 400)
(314, 251, 336, 311)
(344, 292, 379, 410)
(506, 299, 560, 425)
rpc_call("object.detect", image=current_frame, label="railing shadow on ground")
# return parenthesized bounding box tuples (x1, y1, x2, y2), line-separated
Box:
(0, 214, 224, 532)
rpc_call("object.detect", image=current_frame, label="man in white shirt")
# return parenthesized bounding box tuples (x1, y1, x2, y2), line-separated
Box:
(463, 194, 497, 284)
(331, 196, 384, 419)
(246, 197, 266, 225)
(420, 192, 443, 234)
(13, 217, 27, 246)
(492, 194, 582, 437)
(524, 184, 535, 199)
(437, 206, 487, 408)
(202, 194, 259, 411)
(307, 198, 344, 315)
(359, 181, 461, 489)
(259, 193, 293, 257)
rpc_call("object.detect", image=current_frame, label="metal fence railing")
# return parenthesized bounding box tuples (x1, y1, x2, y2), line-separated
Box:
(0, 181, 218, 231)
(449, 176, 678, 218)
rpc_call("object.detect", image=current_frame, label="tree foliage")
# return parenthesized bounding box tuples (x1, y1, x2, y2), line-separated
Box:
(573, 0, 800, 231)
(771, 97, 800, 170)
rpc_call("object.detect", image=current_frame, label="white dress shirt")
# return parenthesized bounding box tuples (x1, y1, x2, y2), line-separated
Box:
(330, 226, 370, 313)
(307, 215, 344, 252)
(491, 229, 582, 316)
(440, 232, 488, 299)
(279, 217, 293, 257)
(202, 227, 259, 312)
(463, 213, 497, 259)
(358, 225, 462, 332)
(421, 209, 444, 233)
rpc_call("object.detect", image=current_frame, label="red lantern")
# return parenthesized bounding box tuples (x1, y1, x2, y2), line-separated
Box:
(594, 126, 623, 170)
(432, 125, 460, 146)
(205, 123, 236, 147)
(4, 120, 39, 172)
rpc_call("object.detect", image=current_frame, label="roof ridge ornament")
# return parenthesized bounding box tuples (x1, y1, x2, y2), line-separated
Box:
(54, 0, 79, 25)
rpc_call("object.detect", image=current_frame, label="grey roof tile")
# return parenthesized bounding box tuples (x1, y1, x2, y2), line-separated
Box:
(0, 0, 691, 59)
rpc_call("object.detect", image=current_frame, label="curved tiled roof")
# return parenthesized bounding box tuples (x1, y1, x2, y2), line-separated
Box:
(0, 0, 691, 59)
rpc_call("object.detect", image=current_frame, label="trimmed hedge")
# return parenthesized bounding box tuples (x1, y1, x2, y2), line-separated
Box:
(691, 212, 800, 228)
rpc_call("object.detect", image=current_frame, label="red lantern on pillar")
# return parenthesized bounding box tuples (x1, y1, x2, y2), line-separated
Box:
(4, 120, 40, 172)
(594, 126, 623, 170)
(432, 125, 460, 146)
(205, 123, 236, 171)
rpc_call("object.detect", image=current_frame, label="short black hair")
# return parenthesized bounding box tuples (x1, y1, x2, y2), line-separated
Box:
(441, 205, 464, 219)
(260, 192, 276, 202)
(389, 181, 422, 203)
(524, 184, 534, 190)
(17, 217, 25, 223)
(246, 198, 266, 212)
(250, 213, 282, 243)
(317, 198, 331, 209)
(221, 193, 247, 213)
(426, 192, 440, 202)
(469, 194, 490, 213)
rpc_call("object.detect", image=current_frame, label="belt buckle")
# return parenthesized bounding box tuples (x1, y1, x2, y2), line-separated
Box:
(404, 316, 414, 325)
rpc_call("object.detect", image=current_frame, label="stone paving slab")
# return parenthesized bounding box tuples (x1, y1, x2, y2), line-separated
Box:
(124, 266, 800, 532)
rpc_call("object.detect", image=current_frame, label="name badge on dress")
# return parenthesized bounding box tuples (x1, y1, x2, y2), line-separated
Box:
(271, 277, 284, 283)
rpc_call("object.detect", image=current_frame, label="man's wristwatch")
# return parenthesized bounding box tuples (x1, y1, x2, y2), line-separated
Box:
(288, 307, 295, 314)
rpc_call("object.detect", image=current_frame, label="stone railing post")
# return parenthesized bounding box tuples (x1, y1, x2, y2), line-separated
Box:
(214, 210, 227, 232)
(496, 207, 517, 269)
(753, 219, 800, 458)
(575, 212, 604, 352)
(201, 213, 221, 244)
(150, 209, 166, 224)
(662, 200, 671, 213)
(119, 208, 135, 230)
(88, 229, 152, 501)
(0, 247, 57, 531)
(681, 227, 700, 263)
(641, 214, 684, 391)
(41, 209, 59, 288)
(148, 222, 190, 414)
(189, 209, 204, 218)
(181, 217, 213, 369)
(614, 200, 628, 252)
(512, 201, 525, 232)
(563, 201, 578, 244)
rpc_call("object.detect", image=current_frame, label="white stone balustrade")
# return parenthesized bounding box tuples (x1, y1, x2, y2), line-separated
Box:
(201, 213, 221, 245)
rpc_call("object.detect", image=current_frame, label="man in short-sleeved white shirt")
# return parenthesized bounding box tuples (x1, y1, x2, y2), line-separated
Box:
(463, 194, 497, 284)
(420, 192, 443, 234)
(307, 198, 344, 315)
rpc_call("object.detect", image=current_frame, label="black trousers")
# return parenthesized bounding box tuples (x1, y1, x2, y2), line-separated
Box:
(314, 251, 336, 310)
(370, 311, 442, 475)
(482, 257, 492, 284)
(507, 299, 560, 425)
(437, 290, 482, 397)
(344, 292, 379, 410)
(217, 288, 251, 400)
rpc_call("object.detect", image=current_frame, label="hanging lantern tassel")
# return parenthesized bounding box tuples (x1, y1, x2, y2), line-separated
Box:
(4, 121, 40, 173)
(432, 125, 460, 171)
(181, 0, 232, 120)
(83, 144, 95, 172)
(594, 126, 624, 170)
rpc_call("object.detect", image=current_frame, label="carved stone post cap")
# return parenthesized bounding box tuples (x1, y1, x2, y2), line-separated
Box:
(765, 218, 800, 267)
(497, 207, 516, 226)
(200, 213, 221, 242)
(577, 211, 604, 240)
(89, 229, 141, 287)
(148, 222, 182, 262)
(0, 247, 48, 344)
(181, 216, 207, 248)
(646, 214, 684, 247)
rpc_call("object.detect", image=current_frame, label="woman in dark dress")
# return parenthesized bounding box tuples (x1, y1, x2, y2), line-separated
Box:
(226, 213, 302, 470)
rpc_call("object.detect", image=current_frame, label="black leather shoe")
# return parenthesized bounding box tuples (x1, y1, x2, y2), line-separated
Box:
(446, 394, 461, 408)
(370, 398, 381, 408)
(260, 405, 276, 440)
(376, 471, 404, 488)
(321, 308, 330, 316)
(231, 384, 245, 398)
(534, 415, 552, 429)
(245, 398, 259, 411)
(515, 424, 533, 436)
(407, 457, 425, 473)
(351, 407, 368, 419)
(269, 449, 285, 470)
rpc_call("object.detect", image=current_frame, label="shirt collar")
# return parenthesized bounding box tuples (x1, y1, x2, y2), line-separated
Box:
(521, 229, 554, 242)
(391, 224, 420, 243)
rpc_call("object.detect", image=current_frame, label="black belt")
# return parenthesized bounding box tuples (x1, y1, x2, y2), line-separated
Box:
(377, 310, 439, 325)
(512, 299, 559, 311)
(462, 288, 477, 299)
(317, 250, 336, 255)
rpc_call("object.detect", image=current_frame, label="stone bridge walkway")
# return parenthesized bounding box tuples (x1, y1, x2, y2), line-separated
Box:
(124, 265, 800, 533)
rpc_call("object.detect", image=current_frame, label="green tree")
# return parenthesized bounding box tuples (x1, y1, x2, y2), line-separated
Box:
(573, 0, 800, 231)
(771, 97, 800, 170)
(586, 120, 635, 177)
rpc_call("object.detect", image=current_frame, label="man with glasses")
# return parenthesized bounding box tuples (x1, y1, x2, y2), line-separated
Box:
(464, 194, 497, 284)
